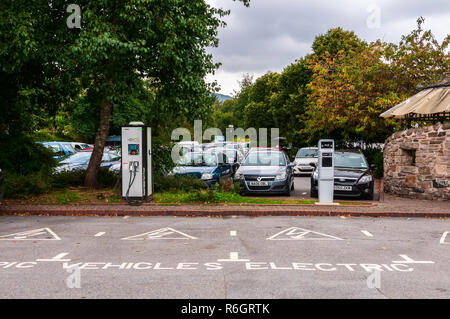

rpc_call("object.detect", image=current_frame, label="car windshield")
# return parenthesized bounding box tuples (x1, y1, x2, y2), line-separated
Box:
(334, 153, 368, 169)
(296, 149, 318, 158)
(177, 153, 217, 167)
(59, 152, 91, 164)
(243, 151, 286, 166)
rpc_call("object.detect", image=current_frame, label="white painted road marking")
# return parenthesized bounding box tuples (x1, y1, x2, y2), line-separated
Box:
(361, 230, 374, 237)
(37, 253, 71, 262)
(267, 227, 343, 241)
(230, 231, 237, 237)
(0, 228, 61, 241)
(95, 232, 106, 237)
(217, 252, 250, 262)
(439, 231, 449, 244)
(392, 255, 434, 264)
(121, 227, 197, 240)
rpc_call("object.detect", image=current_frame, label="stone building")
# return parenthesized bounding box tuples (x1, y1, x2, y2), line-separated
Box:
(383, 123, 449, 200)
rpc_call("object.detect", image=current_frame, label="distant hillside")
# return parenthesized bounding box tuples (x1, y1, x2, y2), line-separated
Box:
(214, 93, 232, 103)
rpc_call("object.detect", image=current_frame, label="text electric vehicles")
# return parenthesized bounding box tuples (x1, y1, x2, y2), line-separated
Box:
(310, 150, 375, 200)
(234, 149, 295, 196)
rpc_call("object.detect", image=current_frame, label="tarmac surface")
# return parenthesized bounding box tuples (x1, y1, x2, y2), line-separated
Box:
(0, 215, 449, 298)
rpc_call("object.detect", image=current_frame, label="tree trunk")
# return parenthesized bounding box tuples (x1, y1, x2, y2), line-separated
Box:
(84, 95, 113, 188)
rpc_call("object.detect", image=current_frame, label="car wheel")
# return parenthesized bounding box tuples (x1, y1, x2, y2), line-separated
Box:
(285, 183, 291, 196)
(365, 190, 374, 200)
(310, 187, 318, 198)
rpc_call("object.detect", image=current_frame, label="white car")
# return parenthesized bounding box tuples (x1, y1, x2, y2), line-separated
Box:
(109, 162, 121, 174)
(294, 147, 318, 176)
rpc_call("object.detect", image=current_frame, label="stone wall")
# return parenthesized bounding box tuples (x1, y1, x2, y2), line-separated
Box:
(383, 123, 449, 200)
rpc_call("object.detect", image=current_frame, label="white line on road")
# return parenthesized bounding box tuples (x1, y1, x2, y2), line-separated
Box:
(95, 232, 106, 237)
(392, 254, 434, 264)
(361, 230, 373, 237)
(230, 231, 237, 237)
(217, 252, 250, 262)
(440, 231, 449, 244)
(36, 253, 71, 262)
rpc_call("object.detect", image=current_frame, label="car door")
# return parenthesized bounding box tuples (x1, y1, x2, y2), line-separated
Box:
(285, 153, 294, 186)
(218, 152, 232, 178)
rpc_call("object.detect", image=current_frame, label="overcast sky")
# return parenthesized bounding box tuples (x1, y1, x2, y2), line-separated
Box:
(205, 0, 450, 96)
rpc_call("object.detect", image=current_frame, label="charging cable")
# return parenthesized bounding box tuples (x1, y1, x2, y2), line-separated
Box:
(125, 161, 143, 206)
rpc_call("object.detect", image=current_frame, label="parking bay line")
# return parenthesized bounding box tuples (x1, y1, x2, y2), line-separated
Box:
(361, 230, 374, 237)
(230, 231, 237, 237)
(95, 232, 106, 237)
(440, 231, 449, 244)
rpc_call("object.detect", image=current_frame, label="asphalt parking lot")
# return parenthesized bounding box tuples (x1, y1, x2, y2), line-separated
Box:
(0, 215, 448, 298)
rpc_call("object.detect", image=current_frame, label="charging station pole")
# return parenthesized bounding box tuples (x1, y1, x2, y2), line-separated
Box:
(121, 122, 152, 204)
(317, 139, 335, 204)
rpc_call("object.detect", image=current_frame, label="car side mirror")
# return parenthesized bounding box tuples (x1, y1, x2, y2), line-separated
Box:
(370, 164, 376, 170)
(289, 162, 296, 167)
(310, 162, 316, 168)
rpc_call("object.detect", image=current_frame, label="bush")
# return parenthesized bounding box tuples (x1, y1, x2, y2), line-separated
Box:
(3, 172, 51, 198)
(4, 168, 119, 199)
(50, 170, 85, 189)
(362, 148, 384, 178)
(154, 174, 209, 193)
(0, 134, 56, 176)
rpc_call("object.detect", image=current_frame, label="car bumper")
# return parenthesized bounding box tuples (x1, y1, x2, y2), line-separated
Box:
(236, 178, 290, 194)
(294, 166, 314, 175)
(311, 181, 373, 198)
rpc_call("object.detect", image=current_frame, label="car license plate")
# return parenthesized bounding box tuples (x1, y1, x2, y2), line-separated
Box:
(334, 185, 352, 191)
(249, 181, 269, 186)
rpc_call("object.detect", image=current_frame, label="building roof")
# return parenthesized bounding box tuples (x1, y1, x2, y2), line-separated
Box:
(380, 74, 450, 119)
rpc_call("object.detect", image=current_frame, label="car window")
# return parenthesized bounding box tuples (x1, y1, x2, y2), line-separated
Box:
(47, 144, 64, 156)
(177, 153, 217, 167)
(296, 149, 318, 158)
(59, 152, 91, 164)
(243, 151, 286, 166)
(334, 153, 368, 168)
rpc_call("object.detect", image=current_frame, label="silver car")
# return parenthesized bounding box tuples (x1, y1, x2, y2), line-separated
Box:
(293, 147, 318, 176)
(234, 149, 295, 196)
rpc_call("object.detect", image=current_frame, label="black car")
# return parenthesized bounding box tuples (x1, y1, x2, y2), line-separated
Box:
(310, 150, 375, 200)
(234, 149, 295, 196)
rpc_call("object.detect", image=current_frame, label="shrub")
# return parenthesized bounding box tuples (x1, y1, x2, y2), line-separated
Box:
(362, 148, 384, 178)
(3, 168, 119, 199)
(154, 174, 209, 193)
(0, 134, 56, 176)
(50, 170, 85, 189)
(97, 169, 119, 188)
(3, 172, 50, 198)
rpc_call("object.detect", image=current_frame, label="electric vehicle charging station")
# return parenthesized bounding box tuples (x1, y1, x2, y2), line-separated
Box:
(317, 139, 335, 204)
(121, 122, 153, 205)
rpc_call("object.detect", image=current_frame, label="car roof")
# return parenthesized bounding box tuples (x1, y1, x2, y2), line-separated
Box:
(335, 149, 364, 155)
(298, 147, 318, 150)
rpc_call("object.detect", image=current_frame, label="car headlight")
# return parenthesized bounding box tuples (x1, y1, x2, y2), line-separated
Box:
(358, 175, 373, 184)
(201, 173, 213, 180)
(275, 171, 287, 180)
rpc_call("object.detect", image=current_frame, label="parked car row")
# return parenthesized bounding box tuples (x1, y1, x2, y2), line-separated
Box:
(35, 138, 374, 200)
(171, 143, 375, 199)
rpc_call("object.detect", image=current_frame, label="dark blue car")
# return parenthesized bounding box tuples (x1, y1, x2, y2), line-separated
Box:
(172, 151, 233, 184)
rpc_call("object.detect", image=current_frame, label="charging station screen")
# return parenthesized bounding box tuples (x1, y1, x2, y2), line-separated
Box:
(320, 141, 333, 149)
(128, 144, 140, 155)
(322, 157, 332, 167)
